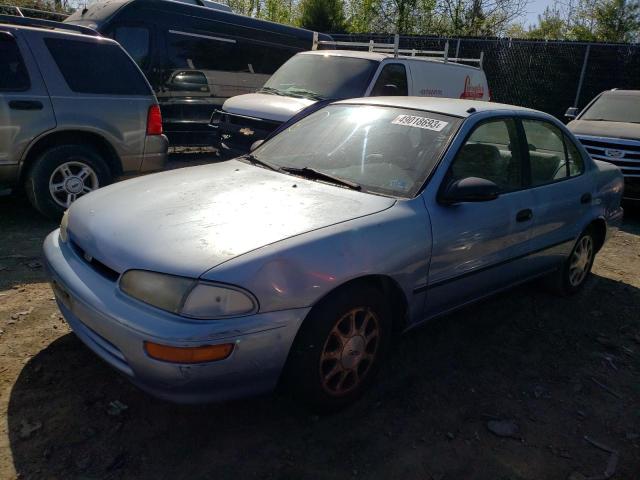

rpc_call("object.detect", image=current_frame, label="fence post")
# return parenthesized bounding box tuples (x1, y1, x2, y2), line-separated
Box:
(455, 38, 461, 58)
(574, 44, 591, 108)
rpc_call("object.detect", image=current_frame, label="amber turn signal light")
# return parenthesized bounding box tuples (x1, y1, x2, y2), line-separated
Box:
(144, 341, 234, 364)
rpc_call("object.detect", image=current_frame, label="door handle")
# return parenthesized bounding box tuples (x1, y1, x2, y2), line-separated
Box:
(581, 193, 592, 204)
(516, 208, 533, 222)
(9, 100, 43, 111)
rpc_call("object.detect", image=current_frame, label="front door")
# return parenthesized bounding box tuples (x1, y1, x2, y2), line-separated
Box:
(425, 117, 534, 317)
(0, 32, 55, 184)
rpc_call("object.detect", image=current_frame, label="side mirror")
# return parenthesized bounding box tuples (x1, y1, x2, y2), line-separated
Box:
(440, 177, 500, 204)
(381, 84, 399, 96)
(169, 71, 209, 92)
(250, 139, 264, 152)
(565, 107, 579, 119)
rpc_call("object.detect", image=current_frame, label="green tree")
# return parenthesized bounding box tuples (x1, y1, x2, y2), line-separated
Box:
(299, 0, 346, 31)
(593, 0, 640, 42)
(527, 5, 566, 39)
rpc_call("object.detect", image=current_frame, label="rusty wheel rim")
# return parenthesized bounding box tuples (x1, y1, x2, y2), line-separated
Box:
(319, 307, 380, 397)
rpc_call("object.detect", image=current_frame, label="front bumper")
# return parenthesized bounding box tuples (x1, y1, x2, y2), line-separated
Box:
(43, 230, 309, 403)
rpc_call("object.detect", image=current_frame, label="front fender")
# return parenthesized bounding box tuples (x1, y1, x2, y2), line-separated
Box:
(202, 200, 432, 323)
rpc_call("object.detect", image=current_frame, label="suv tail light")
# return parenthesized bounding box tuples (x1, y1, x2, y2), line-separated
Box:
(146, 105, 163, 135)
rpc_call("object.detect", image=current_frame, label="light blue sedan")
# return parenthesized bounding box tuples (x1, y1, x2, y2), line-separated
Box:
(44, 97, 624, 410)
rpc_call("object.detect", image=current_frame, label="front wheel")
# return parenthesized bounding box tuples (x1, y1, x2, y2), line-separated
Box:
(284, 284, 392, 412)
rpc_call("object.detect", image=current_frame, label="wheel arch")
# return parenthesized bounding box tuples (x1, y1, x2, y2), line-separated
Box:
(308, 274, 410, 335)
(19, 129, 122, 182)
(587, 217, 607, 252)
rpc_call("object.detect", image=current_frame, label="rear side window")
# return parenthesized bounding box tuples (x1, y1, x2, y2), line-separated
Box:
(44, 38, 150, 95)
(167, 30, 295, 75)
(113, 26, 150, 69)
(371, 64, 408, 96)
(0, 34, 30, 91)
(566, 135, 584, 176)
(522, 119, 573, 185)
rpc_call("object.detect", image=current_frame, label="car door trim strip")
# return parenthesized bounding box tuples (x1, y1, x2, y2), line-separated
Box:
(414, 236, 575, 293)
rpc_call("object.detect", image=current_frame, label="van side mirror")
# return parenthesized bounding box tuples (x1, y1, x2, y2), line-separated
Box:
(169, 71, 209, 92)
(565, 107, 579, 119)
(250, 139, 264, 152)
(439, 177, 500, 204)
(381, 84, 399, 96)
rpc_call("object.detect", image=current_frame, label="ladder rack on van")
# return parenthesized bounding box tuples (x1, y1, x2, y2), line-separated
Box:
(312, 33, 484, 69)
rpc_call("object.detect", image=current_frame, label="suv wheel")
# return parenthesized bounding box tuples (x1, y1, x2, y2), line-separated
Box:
(25, 144, 111, 219)
(284, 284, 392, 412)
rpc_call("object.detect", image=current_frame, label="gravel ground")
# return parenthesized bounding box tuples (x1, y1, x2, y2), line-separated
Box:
(0, 165, 639, 479)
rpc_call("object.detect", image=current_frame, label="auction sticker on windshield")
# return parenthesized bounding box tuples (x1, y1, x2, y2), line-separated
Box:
(392, 115, 448, 131)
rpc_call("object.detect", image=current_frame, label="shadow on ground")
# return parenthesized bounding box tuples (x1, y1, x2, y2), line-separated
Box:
(7, 275, 640, 479)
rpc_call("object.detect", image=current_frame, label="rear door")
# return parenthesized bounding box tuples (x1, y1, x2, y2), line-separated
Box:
(0, 31, 55, 172)
(520, 118, 591, 272)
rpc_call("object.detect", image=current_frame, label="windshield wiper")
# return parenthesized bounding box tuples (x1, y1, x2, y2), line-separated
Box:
(241, 153, 279, 171)
(283, 87, 326, 101)
(281, 166, 361, 190)
(258, 86, 288, 97)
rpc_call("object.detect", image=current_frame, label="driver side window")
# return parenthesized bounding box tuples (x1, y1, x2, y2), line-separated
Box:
(370, 64, 407, 96)
(449, 118, 523, 192)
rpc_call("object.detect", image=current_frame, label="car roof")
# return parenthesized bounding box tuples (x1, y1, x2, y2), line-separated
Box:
(299, 49, 481, 70)
(603, 89, 640, 96)
(335, 97, 541, 118)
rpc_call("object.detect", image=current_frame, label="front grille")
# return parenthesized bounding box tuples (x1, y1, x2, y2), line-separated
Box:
(69, 239, 120, 282)
(576, 135, 640, 178)
(222, 112, 282, 133)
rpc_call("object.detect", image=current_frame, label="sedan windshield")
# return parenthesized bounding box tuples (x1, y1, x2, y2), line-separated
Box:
(252, 105, 461, 197)
(581, 93, 640, 124)
(261, 55, 378, 100)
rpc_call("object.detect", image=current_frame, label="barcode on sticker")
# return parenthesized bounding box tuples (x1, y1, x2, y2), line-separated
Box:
(391, 115, 448, 131)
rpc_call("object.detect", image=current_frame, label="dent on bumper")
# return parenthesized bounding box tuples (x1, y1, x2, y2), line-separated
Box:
(43, 230, 310, 403)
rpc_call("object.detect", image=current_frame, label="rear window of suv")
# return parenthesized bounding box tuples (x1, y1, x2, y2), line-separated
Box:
(44, 38, 150, 95)
(0, 34, 30, 91)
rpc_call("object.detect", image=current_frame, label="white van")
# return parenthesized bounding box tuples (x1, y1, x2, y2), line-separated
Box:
(213, 37, 489, 154)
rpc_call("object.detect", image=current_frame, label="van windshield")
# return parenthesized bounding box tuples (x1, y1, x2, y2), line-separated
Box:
(251, 104, 461, 198)
(260, 54, 378, 101)
(581, 92, 640, 124)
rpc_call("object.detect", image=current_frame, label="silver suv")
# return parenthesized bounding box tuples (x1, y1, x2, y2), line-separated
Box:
(0, 16, 168, 219)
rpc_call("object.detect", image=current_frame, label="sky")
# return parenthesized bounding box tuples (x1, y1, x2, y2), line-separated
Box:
(521, 0, 553, 27)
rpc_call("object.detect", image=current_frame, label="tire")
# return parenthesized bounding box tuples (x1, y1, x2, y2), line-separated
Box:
(284, 283, 392, 412)
(24, 144, 111, 220)
(548, 227, 596, 296)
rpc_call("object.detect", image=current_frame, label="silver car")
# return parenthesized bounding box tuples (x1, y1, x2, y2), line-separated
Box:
(0, 16, 168, 219)
(44, 97, 623, 410)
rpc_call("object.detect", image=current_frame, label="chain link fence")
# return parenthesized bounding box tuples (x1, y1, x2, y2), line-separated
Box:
(331, 33, 640, 120)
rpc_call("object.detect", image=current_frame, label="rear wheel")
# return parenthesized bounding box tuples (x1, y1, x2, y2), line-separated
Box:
(285, 284, 392, 412)
(24, 144, 111, 220)
(549, 227, 596, 295)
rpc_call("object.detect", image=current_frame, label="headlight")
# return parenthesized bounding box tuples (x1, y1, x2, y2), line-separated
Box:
(59, 210, 69, 243)
(119, 270, 257, 319)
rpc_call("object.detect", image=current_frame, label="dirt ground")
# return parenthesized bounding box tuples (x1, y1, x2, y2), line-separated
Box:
(1, 156, 639, 479)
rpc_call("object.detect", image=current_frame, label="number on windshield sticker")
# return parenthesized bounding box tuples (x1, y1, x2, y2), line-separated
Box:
(391, 115, 448, 131)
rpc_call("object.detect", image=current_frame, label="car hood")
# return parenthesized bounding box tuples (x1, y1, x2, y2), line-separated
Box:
(567, 119, 640, 141)
(222, 93, 315, 123)
(66, 160, 395, 278)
